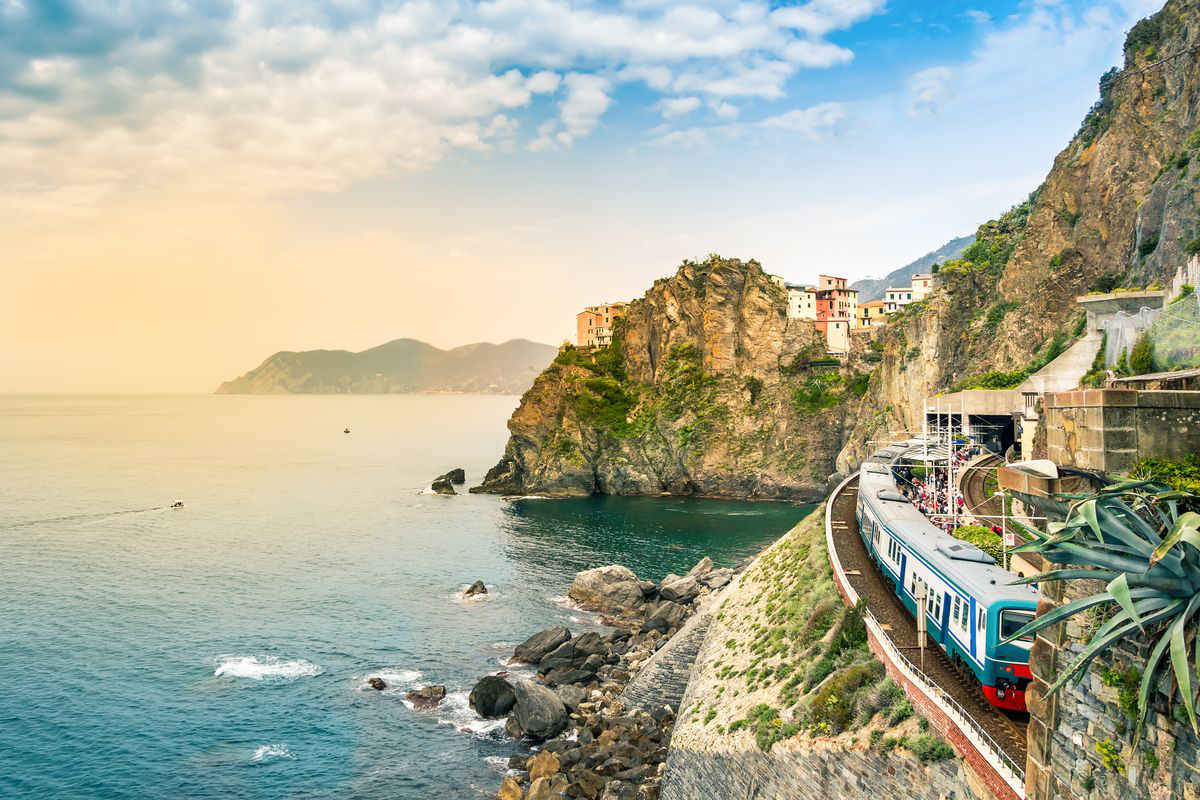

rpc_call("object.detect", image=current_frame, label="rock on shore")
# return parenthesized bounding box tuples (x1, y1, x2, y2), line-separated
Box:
(475, 556, 741, 799)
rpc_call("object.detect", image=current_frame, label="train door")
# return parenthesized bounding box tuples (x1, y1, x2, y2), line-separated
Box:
(940, 592, 951, 641)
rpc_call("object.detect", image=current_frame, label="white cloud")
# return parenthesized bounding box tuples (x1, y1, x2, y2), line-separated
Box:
(907, 66, 953, 117)
(1, 0, 884, 209)
(657, 96, 702, 118)
(771, 0, 888, 37)
(965, 9, 992, 25)
(758, 102, 847, 138)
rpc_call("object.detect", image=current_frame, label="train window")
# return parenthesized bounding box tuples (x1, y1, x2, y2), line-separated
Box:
(1000, 610, 1035, 645)
(952, 596, 961, 623)
(977, 609, 984, 631)
(960, 601, 969, 629)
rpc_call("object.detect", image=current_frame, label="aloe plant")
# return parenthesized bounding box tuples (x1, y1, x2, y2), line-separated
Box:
(1003, 479, 1200, 741)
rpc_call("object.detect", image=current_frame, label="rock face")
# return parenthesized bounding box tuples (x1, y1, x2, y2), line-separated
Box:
(471, 256, 860, 500)
(568, 565, 645, 615)
(431, 475, 456, 495)
(441, 468, 466, 485)
(406, 685, 447, 709)
(469, 675, 516, 718)
(508, 679, 569, 740)
(513, 627, 572, 664)
(367, 677, 386, 691)
(838, 0, 1200, 470)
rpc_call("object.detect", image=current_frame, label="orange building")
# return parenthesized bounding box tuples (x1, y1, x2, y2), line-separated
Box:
(576, 302, 627, 348)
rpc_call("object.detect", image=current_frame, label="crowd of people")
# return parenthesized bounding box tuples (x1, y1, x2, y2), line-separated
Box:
(893, 441, 986, 533)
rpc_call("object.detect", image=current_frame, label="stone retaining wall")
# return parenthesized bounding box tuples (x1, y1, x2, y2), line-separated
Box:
(620, 601, 715, 715)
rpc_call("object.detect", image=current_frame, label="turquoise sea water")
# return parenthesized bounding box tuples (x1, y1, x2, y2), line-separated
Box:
(0, 394, 809, 799)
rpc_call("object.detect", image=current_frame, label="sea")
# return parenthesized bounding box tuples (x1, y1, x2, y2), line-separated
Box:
(0, 394, 811, 799)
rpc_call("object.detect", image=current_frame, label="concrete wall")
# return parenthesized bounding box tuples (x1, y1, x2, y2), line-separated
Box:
(1044, 390, 1200, 474)
(1026, 572, 1200, 800)
(662, 737, 995, 800)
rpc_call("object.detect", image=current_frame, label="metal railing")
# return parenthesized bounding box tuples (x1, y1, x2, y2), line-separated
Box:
(825, 475, 1026, 798)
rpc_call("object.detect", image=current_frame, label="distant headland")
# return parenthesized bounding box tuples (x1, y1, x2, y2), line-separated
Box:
(215, 337, 556, 395)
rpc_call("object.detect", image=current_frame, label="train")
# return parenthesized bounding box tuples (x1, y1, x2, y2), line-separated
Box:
(856, 446, 1040, 712)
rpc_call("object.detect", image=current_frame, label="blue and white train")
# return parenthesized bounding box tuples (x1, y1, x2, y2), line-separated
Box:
(856, 450, 1040, 711)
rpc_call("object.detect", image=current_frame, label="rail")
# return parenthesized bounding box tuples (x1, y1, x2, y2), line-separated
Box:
(825, 474, 1026, 799)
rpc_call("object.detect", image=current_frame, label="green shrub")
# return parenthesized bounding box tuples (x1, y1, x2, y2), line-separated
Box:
(848, 373, 871, 398)
(952, 525, 1004, 564)
(1170, 284, 1195, 304)
(1129, 331, 1156, 374)
(1130, 455, 1200, 491)
(805, 661, 884, 735)
(984, 299, 1012, 328)
(744, 376, 764, 405)
(906, 732, 956, 764)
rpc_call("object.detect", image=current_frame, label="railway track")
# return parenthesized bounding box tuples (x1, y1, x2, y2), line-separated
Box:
(960, 454, 1004, 524)
(829, 477, 1029, 767)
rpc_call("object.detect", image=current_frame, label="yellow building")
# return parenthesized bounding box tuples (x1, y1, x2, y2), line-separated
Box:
(857, 299, 889, 327)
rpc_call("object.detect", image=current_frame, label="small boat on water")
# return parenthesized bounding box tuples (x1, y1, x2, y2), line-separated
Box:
(344, 427, 351, 434)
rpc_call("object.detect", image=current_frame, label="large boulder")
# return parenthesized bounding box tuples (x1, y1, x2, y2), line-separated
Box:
(510, 679, 568, 740)
(441, 467, 466, 485)
(568, 565, 645, 614)
(700, 568, 733, 590)
(642, 601, 687, 634)
(431, 475, 456, 495)
(513, 626, 572, 664)
(658, 574, 699, 603)
(538, 632, 606, 673)
(463, 580, 488, 597)
(469, 675, 515, 718)
(685, 556, 713, 579)
(406, 684, 447, 709)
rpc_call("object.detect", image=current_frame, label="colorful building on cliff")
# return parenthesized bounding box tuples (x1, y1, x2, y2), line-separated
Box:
(857, 299, 888, 328)
(576, 302, 627, 348)
(786, 284, 817, 319)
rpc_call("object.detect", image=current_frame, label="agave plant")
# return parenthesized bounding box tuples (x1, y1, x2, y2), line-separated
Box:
(1003, 479, 1200, 741)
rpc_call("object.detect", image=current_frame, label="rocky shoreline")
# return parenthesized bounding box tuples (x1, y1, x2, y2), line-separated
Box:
(472, 557, 738, 800)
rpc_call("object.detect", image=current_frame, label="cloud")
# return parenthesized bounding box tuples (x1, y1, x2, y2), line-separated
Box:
(964, 10, 992, 25)
(1, 0, 883, 209)
(758, 102, 847, 137)
(652, 100, 846, 147)
(657, 96, 702, 118)
(907, 66, 953, 116)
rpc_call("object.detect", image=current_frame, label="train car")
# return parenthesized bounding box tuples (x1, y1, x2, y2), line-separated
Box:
(856, 456, 1040, 712)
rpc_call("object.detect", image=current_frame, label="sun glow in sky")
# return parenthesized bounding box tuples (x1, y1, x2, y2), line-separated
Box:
(1, 0, 1162, 391)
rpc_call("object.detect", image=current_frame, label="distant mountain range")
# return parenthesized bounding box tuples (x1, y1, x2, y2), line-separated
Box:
(215, 338, 558, 395)
(850, 234, 975, 302)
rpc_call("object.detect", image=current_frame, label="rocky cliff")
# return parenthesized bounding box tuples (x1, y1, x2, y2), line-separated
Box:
(838, 0, 1200, 470)
(216, 338, 556, 395)
(473, 257, 871, 500)
(477, 0, 1200, 498)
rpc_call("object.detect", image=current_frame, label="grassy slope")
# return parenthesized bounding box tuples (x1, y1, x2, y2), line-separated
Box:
(673, 509, 953, 763)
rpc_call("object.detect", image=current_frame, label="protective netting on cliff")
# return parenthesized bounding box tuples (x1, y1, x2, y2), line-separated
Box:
(1148, 291, 1200, 370)
(1101, 291, 1200, 370)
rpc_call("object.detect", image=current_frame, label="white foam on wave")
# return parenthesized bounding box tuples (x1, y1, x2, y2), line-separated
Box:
(435, 691, 508, 740)
(362, 668, 422, 692)
(453, 585, 499, 604)
(213, 656, 322, 681)
(251, 744, 294, 763)
(484, 756, 514, 773)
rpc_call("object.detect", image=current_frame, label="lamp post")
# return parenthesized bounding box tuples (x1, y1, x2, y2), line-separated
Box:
(994, 489, 1008, 571)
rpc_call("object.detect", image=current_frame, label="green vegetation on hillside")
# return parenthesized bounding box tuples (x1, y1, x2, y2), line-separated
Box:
(710, 511, 952, 763)
(952, 525, 1004, 565)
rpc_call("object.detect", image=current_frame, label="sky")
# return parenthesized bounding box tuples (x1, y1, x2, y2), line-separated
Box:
(0, 0, 1164, 392)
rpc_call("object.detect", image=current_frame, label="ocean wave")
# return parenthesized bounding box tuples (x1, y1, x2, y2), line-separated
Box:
(213, 655, 323, 682)
(251, 744, 294, 763)
(360, 668, 423, 692)
(435, 691, 508, 739)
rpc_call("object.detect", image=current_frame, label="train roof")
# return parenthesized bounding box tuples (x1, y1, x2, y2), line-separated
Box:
(858, 459, 1039, 608)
